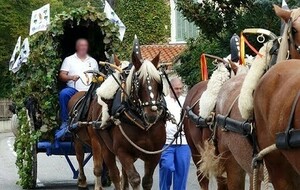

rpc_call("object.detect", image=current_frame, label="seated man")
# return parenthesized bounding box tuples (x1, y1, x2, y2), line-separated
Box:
(56, 38, 99, 139)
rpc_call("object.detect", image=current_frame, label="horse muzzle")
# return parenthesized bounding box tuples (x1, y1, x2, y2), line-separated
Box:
(143, 108, 163, 127)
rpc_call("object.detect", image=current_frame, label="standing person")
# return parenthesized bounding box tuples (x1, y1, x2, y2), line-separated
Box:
(56, 38, 99, 139)
(159, 77, 191, 190)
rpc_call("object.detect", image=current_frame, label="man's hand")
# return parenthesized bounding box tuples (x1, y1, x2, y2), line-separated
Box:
(70, 75, 80, 81)
(59, 71, 80, 83)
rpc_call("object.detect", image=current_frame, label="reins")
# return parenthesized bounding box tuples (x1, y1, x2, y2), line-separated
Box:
(116, 110, 187, 155)
(98, 62, 186, 154)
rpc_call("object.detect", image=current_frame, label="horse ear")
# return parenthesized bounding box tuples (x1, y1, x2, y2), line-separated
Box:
(274, 4, 291, 23)
(152, 52, 160, 68)
(114, 54, 121, 67)
(132, 52, 142, 70)
(228, 60, 238, 75)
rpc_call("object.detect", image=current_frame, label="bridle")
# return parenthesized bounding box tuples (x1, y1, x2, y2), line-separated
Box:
(129, 71, 165, 126)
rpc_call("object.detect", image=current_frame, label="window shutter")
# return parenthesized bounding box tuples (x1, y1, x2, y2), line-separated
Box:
(175, 4, 198, 42)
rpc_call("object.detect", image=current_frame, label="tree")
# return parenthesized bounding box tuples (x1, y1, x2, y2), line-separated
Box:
(175, 0, 300, 87)
(0, 0, 102, 98)
(115, 0, 170, 58)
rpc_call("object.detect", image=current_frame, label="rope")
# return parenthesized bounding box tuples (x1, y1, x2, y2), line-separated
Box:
(252, 144, 277, 190)
(263, 162, 269, 190)
(253, 167, 259, 190)
(118, 124, 176, 155)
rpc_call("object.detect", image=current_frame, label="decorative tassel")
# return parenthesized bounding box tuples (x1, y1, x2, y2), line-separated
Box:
(200, 54, 208, 81)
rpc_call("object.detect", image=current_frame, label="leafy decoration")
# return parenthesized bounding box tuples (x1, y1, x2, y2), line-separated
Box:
(115, 0, 170, 58)
(12, 4, 119, 189)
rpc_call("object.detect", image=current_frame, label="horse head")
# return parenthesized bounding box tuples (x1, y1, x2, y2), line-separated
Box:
(274, 5, 300, 60)
(127, 51, 165, 126)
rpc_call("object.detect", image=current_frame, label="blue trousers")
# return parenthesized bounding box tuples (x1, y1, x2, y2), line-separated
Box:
(59, 87, 78, 122)
(159, 145, 191, 190)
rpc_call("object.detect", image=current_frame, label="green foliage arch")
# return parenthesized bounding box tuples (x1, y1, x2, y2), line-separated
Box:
(12, 4, 119, 189)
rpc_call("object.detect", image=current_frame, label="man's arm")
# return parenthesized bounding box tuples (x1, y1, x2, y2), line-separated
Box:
(59, 71, 79, 82)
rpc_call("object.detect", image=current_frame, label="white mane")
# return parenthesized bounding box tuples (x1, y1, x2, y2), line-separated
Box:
(126, 60, 161, 95)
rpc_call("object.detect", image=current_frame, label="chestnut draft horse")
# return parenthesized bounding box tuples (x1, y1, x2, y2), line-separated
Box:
(253, 7, 300, 190)
(185, 6, 300, 189)
(94, 52, 168, 190)
(183, 60, 241, 190)
(67, 61, 123, 190)
(215, 5, 300, 190)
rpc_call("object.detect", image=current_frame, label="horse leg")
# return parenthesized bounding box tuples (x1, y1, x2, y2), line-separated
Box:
(184, 121, 209, 189)
(90, 136, 103, 190)
(224, 156, 245, 190)
(98, 134, 121, 190)
(74, 140, 87, 188)
(121, 167, 129, 190)
(118, 152, 140, 190)
(191, 150, 209, 190)
(142, 156, 160, 190)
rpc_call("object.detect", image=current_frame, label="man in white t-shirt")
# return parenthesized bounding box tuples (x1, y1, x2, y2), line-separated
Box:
(159, 77, 191, 190)
(57, 39, 98, 139)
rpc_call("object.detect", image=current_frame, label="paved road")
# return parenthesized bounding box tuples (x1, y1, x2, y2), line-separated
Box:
(0, 132, 203, 190)
(0, 132, 272, 190)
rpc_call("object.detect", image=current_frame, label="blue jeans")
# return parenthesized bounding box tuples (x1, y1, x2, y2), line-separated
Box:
(159, 145, 191, 190)
(59, 87, 78, 122)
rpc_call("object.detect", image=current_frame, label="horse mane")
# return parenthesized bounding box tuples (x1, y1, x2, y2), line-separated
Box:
(126, 60, 161, 95)
(277, 8, 300, 62)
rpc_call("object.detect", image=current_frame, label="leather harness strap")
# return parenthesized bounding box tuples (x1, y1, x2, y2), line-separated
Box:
(276, 91, 300, 149)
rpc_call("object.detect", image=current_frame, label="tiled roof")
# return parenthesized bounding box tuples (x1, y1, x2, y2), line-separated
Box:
(141, 44, 186, 63)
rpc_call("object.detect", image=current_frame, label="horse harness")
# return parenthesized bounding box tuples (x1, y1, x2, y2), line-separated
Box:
(215, 95, 259, 156)
(276, 92, 300, 149)
(288, 18, 300, 54)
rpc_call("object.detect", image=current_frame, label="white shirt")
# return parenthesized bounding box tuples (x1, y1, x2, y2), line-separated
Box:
(60, 53, 99, 91)
(165, 95, 187, 145)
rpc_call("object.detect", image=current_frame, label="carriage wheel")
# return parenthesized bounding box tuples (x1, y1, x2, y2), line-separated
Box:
(27, 111, 38, 189)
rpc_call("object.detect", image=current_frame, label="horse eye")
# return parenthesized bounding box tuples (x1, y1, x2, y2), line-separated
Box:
(292, 27, 297, 34)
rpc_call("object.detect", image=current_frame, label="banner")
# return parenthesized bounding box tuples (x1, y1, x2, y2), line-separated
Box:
(11, 38, 30, 73)
(9, 36, 21, 71)
(29, 4, 50, 36)
(104, 1, 126, 41)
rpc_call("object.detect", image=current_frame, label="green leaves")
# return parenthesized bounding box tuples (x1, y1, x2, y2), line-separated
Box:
(115, 0, 170, 58)
(12, 3, 119, 188)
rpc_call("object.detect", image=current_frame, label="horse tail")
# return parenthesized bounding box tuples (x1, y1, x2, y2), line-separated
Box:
(197, 140, 224, 179)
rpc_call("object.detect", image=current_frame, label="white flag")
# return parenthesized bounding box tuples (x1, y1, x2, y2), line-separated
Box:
(9, 36, 21, 71)
(11, 38, 30, 73)
(282, 0, 289, 10)
(104, 1, 126, 41)
(29, 4, 50, 36)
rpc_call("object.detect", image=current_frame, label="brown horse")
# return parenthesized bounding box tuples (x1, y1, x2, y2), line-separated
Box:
(67, 62, 123, 190)
(183, 62, 237, 190)
(214, 5, 300, 190)
(185, 5, 300, 190)
(95, 52, 167, 190)
(252, 7, 300, 190)
(183, 80, 214, 190)
(69, 91, 123, 190)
